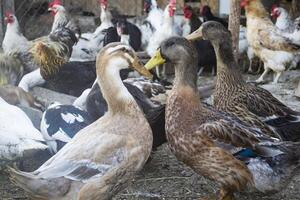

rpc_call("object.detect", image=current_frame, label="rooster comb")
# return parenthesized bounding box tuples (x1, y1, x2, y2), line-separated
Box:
(5, 11, 13, 17)
(99, 0, 108, 5)
(271, 4, 278, 12)
(49, 0, 62, 7)
(169, 0, 176, 5)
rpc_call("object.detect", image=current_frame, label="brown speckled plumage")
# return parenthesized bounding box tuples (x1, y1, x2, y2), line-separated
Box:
(199, 22, 300, 141)
(154, 37, 270, 199)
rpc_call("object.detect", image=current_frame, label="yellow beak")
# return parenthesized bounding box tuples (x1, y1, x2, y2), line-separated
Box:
(131, 54, 153, 79)
(144, 50, 166, 71)
(185, 26, 203, 41)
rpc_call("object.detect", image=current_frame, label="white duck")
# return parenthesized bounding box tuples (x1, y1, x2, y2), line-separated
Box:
(0, 97, 47, 165)
(2, 12, 29, 54)
(8, 43, 153, 200)
(70, 0, 113, 61)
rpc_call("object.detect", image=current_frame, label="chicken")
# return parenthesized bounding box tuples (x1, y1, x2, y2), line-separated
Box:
(70, 0, 113, 61)
(17, 27, 78, 92)
(2, 12, 29, 54)
(272, 6, 300, 70)
(139, 0, 164, 49)
(146, 0, 177, 57)
(201, 5, 228, 28)
(182, 5, 202, 37)
(242, 0, 300, 84)
(271, 5, 295, 33)
(48, 0, 81, 38)
(283, 17, 300, 45)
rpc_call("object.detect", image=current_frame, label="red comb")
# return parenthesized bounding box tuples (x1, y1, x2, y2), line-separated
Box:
(170, 0, 176, 5)
(271, 4, 278, 12)
(49, 0, 62, 7)
(99, 0, 108, 5)
(5, 11, 13, 17)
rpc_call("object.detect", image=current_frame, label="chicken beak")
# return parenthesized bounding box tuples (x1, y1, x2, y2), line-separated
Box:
(131, 55, 153, 79)
(185, 26, 203, 41)
(144, 50, 166, 71)
(48, 7, 53, 11)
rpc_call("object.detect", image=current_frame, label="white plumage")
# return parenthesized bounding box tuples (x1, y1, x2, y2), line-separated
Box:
(2, 13, 29, 54)
(70, 4, 113, 61)
(0, 97, 47, 163)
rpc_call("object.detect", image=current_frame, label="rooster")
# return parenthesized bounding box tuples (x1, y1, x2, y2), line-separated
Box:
(17, 27, 78, 92)
(242, 0, 300, 84)
(2, 12, 29, 54)
(182, 5, 202, 37)
(48, 0, 81, 38)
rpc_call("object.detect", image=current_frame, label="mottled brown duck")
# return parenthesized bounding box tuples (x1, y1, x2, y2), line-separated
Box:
(145, 36, 300, 200)
(187, 21, 300, 142)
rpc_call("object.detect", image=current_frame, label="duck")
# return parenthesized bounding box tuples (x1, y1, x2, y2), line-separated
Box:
(144, 36, 300, 200)
(86, 75, 166, 150)
(0, 97, 47, 165)
(40, 102, 93, 154)
(8, 43, 154, 200)
(186, 21, 300, 142)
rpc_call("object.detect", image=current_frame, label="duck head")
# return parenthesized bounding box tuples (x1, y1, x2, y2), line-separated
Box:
(48, 0, 65, 16)
(4, 11, 15, 24)
(98, 43, 153, 79)
(145, 37, 198, 87)
(185, 21, 231, 44)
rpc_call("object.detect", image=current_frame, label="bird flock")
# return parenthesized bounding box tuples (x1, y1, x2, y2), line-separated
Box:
(1, 0, 300, 199)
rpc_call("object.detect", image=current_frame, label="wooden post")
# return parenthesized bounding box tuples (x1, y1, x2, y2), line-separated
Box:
(0, 0, 15, 44)
(228, 0, 241, 61)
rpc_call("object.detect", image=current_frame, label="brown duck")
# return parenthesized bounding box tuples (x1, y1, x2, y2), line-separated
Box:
(145, 35, 300, 200)
(187, 21, 300, 142)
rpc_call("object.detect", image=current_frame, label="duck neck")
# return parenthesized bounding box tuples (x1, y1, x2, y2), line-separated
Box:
(98, 59, 138, 115)
(212, 41, 245, 86)
(173, 57, 198, 92)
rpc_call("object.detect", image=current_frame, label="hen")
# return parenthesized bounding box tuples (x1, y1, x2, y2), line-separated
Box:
(70, 0, 113, 61)
(242, 0, 300, 84)
(2, 12, 29, 54)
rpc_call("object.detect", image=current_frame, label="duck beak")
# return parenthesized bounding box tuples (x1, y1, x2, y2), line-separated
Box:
(185, 26, 203, 41)
(144, 49, 166, 71)
(131, 55, 153, 79)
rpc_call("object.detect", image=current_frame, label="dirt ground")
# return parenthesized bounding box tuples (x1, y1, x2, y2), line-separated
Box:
(1, 70, 300, 200)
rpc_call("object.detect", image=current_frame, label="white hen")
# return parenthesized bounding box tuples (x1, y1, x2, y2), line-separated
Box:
(70, 0, 113, 61)
(2, 12, 29, 54)
(146, 0, 177, 57)
(0, 97, 47, 164)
